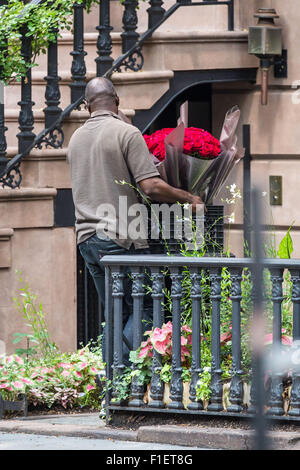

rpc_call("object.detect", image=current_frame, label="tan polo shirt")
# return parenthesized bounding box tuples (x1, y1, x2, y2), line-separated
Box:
(67, 110, 159, 249)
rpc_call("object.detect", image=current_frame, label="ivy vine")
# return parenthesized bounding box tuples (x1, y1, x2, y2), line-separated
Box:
(0, 0, 99, 83)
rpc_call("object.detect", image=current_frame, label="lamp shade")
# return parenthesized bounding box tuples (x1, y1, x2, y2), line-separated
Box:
(248, 8, 282, 57)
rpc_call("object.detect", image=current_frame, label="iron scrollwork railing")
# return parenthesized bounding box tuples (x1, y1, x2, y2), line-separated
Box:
(0, 0, 235, 188)
(101, 255, 300, 422)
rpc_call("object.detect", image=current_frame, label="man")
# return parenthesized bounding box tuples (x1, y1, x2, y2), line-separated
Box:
(67, 77, 203, 362)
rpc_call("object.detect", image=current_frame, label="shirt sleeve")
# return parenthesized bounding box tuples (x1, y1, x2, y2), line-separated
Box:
(124, 129, 160, 183)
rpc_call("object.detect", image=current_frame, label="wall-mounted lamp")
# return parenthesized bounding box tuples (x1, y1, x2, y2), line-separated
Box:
(248, 8, 285, 105)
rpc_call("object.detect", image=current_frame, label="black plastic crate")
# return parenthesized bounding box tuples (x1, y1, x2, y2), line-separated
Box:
(146, 204, 224, 254)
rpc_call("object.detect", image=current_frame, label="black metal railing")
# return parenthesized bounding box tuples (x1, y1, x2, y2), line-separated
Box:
(100, 254, 300, 421)
(0, 0, 235, 188)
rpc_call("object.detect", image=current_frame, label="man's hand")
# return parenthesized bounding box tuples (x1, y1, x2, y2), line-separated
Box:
(139, 177, 205, 211)
(190, 195, 205, 214)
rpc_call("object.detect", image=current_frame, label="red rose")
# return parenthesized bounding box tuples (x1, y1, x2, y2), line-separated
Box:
(143, 127, 220, 161)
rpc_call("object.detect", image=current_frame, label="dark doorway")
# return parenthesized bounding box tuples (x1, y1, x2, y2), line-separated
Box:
(146, 82, 212, 134)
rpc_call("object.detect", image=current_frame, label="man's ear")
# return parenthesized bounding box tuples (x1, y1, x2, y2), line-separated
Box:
(115, 95, 120, 107)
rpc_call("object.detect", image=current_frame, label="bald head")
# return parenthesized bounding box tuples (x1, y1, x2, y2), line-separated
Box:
(85, 77, 119, 114)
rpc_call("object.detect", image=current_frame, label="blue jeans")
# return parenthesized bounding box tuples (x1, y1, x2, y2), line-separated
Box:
(78, 234, 153, 364)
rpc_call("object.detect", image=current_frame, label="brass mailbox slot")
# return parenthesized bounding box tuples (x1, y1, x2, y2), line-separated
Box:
(270, 175, 282, 206)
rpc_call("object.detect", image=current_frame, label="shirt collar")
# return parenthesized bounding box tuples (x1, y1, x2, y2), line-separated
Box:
(90, 110, 122, 120)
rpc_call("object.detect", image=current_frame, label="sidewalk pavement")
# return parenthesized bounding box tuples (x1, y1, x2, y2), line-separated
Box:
(0, 412, 300, 450)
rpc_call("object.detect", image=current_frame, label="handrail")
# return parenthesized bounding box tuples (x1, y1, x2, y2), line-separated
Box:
(0, 0, 235, 187)
(100, 255, 300, 269)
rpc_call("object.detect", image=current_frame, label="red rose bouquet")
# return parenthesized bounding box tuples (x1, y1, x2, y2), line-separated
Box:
(143, 106, 244, 204)
(144, 127, 221, 162)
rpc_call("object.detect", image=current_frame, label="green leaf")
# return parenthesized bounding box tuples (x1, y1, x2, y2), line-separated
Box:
(277, 224, 294, 259)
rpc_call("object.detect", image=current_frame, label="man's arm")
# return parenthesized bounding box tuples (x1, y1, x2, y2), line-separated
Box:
(139, 176, 203, 211)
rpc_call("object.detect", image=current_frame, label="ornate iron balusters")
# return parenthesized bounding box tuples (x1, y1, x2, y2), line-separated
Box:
(188, 268, 203, 410)
(228, 0, 234, 32)
(41, 29, 63, 149)
(247, 268, 258, 414)
(147, 0, 165, 29)
(208, 267, 223, 411)
(268, 268, 284, 416)
(169, 267, 184, 409)
(289, 269, 300, 416)
(0, 103, 8, 176)
(117, 0, 144, 72)
(111, 267, 126, 405)
(70, 2, 87, 104)
(17, 26, 35, 155)
(129, 267, 145, 407)
(96, 0, 114, 77)
(0, 100, 19, 188)
(121, 0, 139, 52)
(228, 267, 244, 412)
(149, 267, 165, 408)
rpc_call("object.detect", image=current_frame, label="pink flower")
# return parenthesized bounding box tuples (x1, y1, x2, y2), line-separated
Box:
(12, 381, 24, 389)
(181, 346, 190, 361)
(220, 331, 232, 346)
(20, 378, 33, 385)
(164, 321, 173, 333)
(264, 333, 293, 346)
(86, 384, 96, 391)
(57, 363, 72, 370)
(150, 328, 168, 343)
(75, 371, 82, 378)
(14, 355, 24, 365)
(181, 325, 192, 334)
(181, 336, 188, 346)
(31, 371, 40, 379)
(152, 338, 170, 355)
(79, 362, 88, 370)
(61, 370, 71, 377)
(138, 340, 153, 359)
(0, 383, 9, 389)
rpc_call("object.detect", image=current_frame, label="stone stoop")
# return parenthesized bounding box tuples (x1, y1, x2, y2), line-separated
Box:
(3, 29, 256, 189)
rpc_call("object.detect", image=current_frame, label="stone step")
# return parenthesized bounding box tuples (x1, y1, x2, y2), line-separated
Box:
(4, 107, 135, 149)
(19, 30, 251, 75)
(0, 187, 57, 229)
(6, 147, 70, 189)
(84, 0, 256, 34)
(5, 68, 174, 116)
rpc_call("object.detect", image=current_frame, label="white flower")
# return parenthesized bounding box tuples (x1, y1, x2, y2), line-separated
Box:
(262, 191, 267, 197)
(228, 212, 235, 224)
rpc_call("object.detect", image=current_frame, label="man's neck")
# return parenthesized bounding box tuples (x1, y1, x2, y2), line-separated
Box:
(91, 106, 118, 115)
